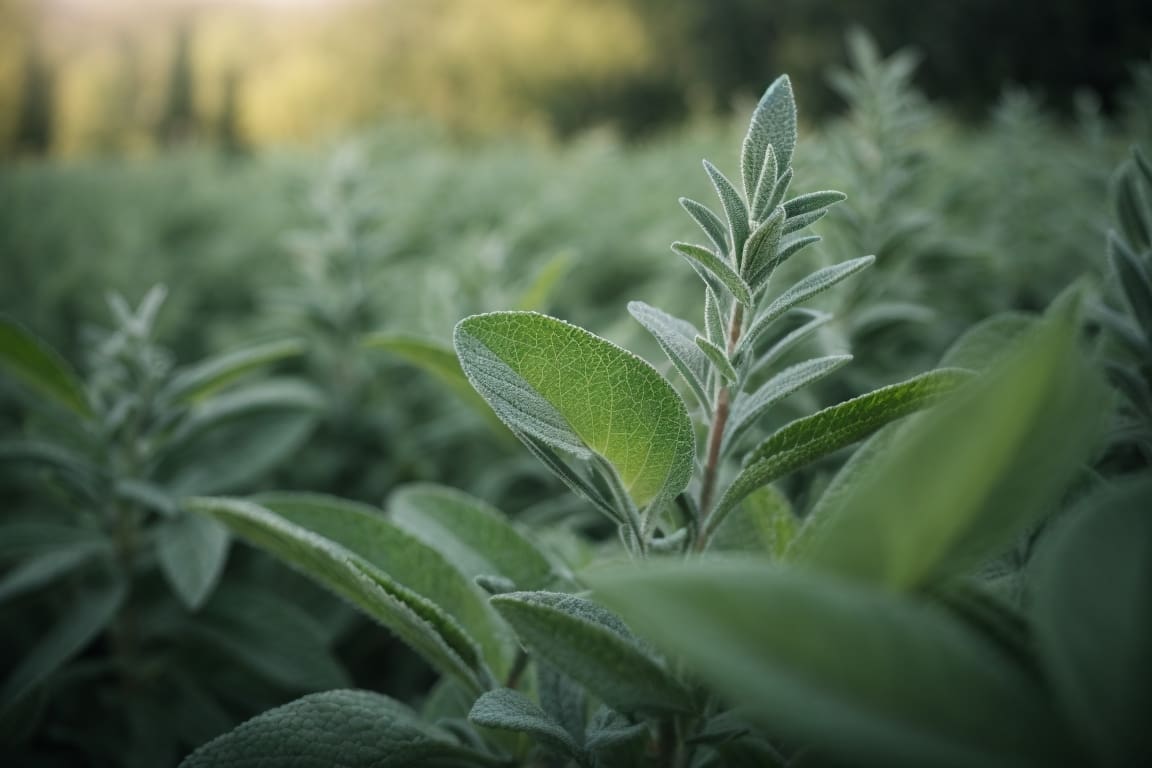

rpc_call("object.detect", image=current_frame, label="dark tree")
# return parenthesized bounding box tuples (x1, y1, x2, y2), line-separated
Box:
(14, 43, 55, 156)
(157, 23, 198, 146)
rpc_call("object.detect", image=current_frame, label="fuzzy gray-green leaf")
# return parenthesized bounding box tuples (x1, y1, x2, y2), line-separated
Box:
(181, 689, 504, 768)
(703, 160, 749, 263)
(491, 591, 692, 716)
(741, 75, 797, 200)
(695, 335, 738, 384)
(742, 206, 786, 290)
(723, 355, 852, 453)
(469, 688, 586, 764)
(710, 369, 970, 533)
(679, 197, 730, 257)
(672, 243, 753, 307)
(0, 317, 91, 418)
(628, 301, 711, 410)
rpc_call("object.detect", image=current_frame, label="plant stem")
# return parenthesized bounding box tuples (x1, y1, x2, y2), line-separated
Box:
(696, 303, 744, 533)
(504, 648, 530, 690)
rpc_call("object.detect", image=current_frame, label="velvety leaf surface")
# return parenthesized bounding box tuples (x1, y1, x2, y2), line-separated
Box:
(156, 512, 230, 610)
(469, 688, 585, 764)
(490, 591, 692, 716)
(454, 312, 693, 510)
(181, 690, 505, 767)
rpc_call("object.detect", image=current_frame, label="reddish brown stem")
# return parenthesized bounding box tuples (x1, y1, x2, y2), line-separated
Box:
(696, 303, 744, 532)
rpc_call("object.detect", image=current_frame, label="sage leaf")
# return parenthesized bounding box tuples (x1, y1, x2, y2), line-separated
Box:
(180, 689, 506, 768)
(156, 512, 230, 610)
(163, 338, 306, 403)
(741, 75, 797, 201)
(679, 197, 730, 257)
(255, 492, 509, 675)
(490, 591, 692, 716)
(672, 242, 754, 307)
(0, 317, 91, 418)
(469, 688, 586, 765)
(627, 301, 711, 411)
(589, 559, 1071, 768)
(695, 335, 738, 384)
(703, 160, 749, 263)
(187, 496, 491, 694)
(710, 368, 970, 532)
(454, 312, 694, 512)
(792, 300, 1108, 588)
(388, 483, 555, 591)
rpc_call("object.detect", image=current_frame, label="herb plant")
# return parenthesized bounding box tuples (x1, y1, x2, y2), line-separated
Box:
(0, 289, 347, 765)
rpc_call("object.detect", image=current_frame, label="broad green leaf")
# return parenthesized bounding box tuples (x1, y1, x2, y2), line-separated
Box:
(255, 492, 509, 674)
(0, 538, 110, 604)
(723, 355, 852, 453)
(783, 190, 847, 218)
(710, 368, 970, 533)
(156, 512, 230, 610)
(672, 242, 753, 307)
(180, 689, 505, 768)
(588, 559, 1071, 768)
(1109, 233, 1152, 338)
(0, 317, 91, 418)
(388, 484, 555, 591)
(454, 312, 694, 511)
(469, 688, 586, 765)
(741, 206, 785, 289)
(695, 335, 738, 383)
(363, 332, 503, 425)
(187, 497, 491, 694)
(703, 160, 748, 262)
(741, 75, 796, 201)
(164, 338, 306, 403)
(490, 591, 692, 716)
(0, 582, 124, 713)
(738, 257, 875, 356)
(1031, 477, 1152, 766)
(190, 583, 351, 692)
(791, 302, 1108, 588)
(679, 197, 729, 258)
(627, 301, 711, 411)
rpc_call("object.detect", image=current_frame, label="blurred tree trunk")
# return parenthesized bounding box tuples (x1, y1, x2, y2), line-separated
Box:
(14, 43, 55, 156)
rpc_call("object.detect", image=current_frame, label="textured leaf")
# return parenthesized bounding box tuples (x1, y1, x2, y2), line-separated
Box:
(741, 75, 797, 200)
(536, 661, 586, 744)
(0, 582, 124, 713)
(781, 208, 830, 235)
(753, 235, 820, 289)
(672, 242, 753, 307)
(748, 144, 778, 221)
(741, 206, 785, 289)
(695, 335, 737, 384)
(164, 338, 306, 403)
(763, 167, 794, 218)
(747, 309, 833, 377)
(191, 583, 351, 691)
(708, 485, 795, 556)
(454, 312, 694, 511)
(469, 688, 585, 764)
(180, 689, 504, 768)
(490, 591, 692, 716)
(679, 197, 729, 257)
(1031, 477, 1152, 766)
(1116, 163, 1151, 252)
(792, 302, 1108, 588)
(738, 257, 875, 355)
(723, 355, 852, 453)
(187, 497, 491, 694)
(589, 559, 1070, 768)
(627, 301, 710, 410)
(710, 368, 970, 533)
(156, 512, 230, 610)
(704, 288, 725, 347)
(256, 492, 509, 674)
(388, 484, 555, 591)
(0, 317, 91, 418)
(783, 190, 847, 218)
(703, 160, 749, 262)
